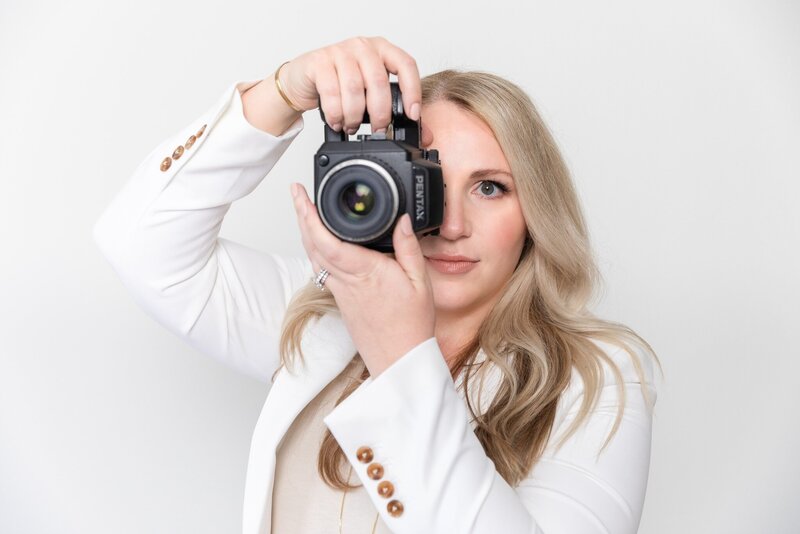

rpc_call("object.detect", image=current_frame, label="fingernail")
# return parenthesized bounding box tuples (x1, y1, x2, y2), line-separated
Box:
(400, 213, 413, 236)
(332, 122, 342, 131)
(301, 198, 308, 217)
(410, 103, 420, 121)
(291, 183, 299, 198)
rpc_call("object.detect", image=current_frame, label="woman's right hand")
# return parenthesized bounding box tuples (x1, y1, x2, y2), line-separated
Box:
(277, 36, 422, 135)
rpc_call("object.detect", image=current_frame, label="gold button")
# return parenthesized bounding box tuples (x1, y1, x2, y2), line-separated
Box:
(196, 124, 207, 137)
(377, 481, 394, 498)
(172, 145, 185, 159)
(367, 462, 384, 480)
(185, 135, 197, 149)
(387, 500, 404, 517)
(356, 446, 373, 463)
(160, 157, 172, 172)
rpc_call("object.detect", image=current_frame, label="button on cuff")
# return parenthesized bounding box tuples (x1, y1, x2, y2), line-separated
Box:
(356, 446, 374, 463)
(366, 462, 384, 480)
(387, 500, 404, 517)
(377, 480, 394, 498)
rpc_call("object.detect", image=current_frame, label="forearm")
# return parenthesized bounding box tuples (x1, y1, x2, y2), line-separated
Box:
(241, 70, 305, 137)
(94, 81, 303, 288)
(321, 337, 654, 533)
(323, 338, 537, 533)
(93, 82, 306, 379)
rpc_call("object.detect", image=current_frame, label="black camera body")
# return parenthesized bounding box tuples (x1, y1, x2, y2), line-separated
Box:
(313, 82, 444, 253)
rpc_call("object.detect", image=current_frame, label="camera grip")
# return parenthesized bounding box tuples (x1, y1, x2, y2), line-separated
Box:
(318, 82, 421, 147)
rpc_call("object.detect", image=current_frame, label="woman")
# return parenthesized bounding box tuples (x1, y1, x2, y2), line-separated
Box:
(94, 36, 660, 534)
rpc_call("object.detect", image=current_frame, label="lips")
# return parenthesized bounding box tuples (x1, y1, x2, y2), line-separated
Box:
(424, 254, 478, 262)
(424, 254, 479, 274)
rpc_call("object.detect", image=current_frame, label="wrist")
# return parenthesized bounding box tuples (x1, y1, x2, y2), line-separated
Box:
(274, 61, 304, 113)
(240, 72, 303, 136)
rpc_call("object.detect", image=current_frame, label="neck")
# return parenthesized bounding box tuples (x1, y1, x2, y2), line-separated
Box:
(434, 303, 491, 370)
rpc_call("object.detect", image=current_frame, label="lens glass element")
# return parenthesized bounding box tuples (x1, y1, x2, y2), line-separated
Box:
(340, 182, 375, 219)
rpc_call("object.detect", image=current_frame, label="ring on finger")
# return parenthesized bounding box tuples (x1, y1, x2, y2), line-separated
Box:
(313, 267, 330, 290)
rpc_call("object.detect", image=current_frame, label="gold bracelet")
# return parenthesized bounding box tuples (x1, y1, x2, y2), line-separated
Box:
(274, 61, 303, 112)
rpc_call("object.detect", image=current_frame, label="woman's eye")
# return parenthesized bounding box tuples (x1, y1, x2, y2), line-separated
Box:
(477, 180, 509, 199)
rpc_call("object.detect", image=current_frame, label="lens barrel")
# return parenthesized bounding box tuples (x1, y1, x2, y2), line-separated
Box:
(316, 158, 402, 243)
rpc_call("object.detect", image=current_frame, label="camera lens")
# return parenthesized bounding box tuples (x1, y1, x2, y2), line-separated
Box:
(340, 182, 375, 219)
(316, 158, 402, 244)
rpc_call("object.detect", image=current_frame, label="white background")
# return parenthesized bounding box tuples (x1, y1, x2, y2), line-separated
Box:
(1, 0, 798, 532)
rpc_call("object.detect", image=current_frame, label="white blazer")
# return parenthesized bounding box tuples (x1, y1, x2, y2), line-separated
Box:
(93, 80, 657, 534)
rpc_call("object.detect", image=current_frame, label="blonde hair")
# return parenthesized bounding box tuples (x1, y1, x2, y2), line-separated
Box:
(278, 69, 662, 490)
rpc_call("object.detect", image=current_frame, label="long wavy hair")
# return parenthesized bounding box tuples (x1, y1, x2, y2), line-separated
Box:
(277, 69, 662, 490)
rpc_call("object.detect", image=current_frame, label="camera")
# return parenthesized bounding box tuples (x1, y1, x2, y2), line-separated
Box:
(313, 82, 444, 253)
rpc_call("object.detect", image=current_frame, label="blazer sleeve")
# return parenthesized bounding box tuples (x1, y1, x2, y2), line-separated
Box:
(323, 337, 657, 534)
(93, 80, 313, 383)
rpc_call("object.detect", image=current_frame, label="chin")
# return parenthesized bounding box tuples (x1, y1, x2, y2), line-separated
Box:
(430, 284, 476, 312)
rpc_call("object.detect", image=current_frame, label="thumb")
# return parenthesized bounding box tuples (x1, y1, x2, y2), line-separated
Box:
(392, 213, 427, 285)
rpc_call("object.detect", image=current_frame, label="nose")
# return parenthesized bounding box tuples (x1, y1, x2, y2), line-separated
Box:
(436, 181, 470, 240)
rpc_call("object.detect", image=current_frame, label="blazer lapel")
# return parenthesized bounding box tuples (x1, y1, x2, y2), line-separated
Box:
(242, 312, 357, 534)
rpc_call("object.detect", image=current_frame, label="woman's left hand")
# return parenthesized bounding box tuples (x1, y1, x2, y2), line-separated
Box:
(290, 182, 436, 378)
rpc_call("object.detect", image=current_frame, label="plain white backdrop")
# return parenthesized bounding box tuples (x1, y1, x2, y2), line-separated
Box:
(1, 0, 798, 532)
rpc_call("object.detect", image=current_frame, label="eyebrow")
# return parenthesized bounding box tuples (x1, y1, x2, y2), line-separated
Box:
(470, 169, 514, 180)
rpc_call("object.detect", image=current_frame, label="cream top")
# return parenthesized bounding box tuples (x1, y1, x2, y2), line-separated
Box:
(271, 360, 392, 534)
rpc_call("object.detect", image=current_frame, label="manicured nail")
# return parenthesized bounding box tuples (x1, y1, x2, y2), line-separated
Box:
(400, 213, 413, 236)
(410, 103, 420, 121)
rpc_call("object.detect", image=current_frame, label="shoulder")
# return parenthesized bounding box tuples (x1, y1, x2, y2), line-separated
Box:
(590, 338, 657, 387)
(520, 339, 658, 533)
(552, 338, 659, 438)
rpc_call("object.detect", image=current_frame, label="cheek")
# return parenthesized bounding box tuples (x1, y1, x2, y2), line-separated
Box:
(425, 203, 528, 308)
(480, 205, 527, 266)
